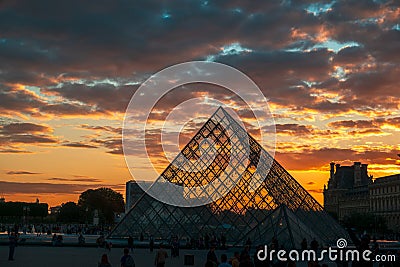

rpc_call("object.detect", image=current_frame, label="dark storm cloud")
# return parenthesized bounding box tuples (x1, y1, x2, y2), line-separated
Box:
(329, 117, 400, 130)
(62, 142, 98, 149)
(6, 170, 41, 175)
(43, 83, 138, 113)
(39, 103, 106, 116)
(333, 46, 369, 65)
(4, 134, 57, 144)
(0, 180, 124, 194)
(0, 0, 398, 116)
(264, 123, 313, 136)
(0, 122, 57, 145)
(48, 177, 103, 183)
(91, 137, 123, 155)
(0, 85, 108, 116)
(0, 181, 90, 194)
(328, 120, 376, 129)
(0, 149, 32, 153)
(81, 125, 122, 134)
(1, 122, 51, 134)
(0, 85, 45, 115)
(276, 147, 400, 170)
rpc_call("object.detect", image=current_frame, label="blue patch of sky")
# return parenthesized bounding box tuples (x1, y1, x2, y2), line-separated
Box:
(232, 7, 243, 14)
(24, 86, 59, 102)
(161, 11, 171, 19)
(332, 66, 347, 81)
(310, 39, 361, 53)
(285, 39, 360, 54)
(206, 43, 252, 61)
(47, 78, 142, 92)
(354, 17, 380, 26)
(305, 1, 335, 16)
(281, 0, 291, 7)
(302, 80, 321, 88)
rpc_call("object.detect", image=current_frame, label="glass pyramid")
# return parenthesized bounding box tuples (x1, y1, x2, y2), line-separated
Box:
(110, 107, 349, 248)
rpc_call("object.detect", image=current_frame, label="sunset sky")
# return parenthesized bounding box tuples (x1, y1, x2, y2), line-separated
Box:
(0, 0, 399, 207)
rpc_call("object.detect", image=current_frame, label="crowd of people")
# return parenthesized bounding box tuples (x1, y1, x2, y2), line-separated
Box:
(5, 228, 400, 266)
(0, 223, 112, 236)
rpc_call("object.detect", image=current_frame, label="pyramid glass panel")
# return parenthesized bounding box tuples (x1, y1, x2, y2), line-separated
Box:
(110, 107, 350, 248)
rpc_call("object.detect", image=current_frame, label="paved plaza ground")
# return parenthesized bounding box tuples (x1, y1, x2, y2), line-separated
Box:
(0, 246, 344, 267)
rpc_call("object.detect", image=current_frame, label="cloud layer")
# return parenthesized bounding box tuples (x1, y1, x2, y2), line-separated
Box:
(0, 0, 399, 204)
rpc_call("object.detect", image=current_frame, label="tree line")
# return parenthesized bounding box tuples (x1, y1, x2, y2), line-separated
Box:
(58, 187, 125, 225)
(0, 187, 124, 225)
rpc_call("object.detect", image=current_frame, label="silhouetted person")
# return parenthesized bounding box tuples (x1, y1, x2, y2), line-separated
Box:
(78, 233, 85, 246)
(240, 245, 250, 261)
(128, 236, 133, 252)
(271, 237, 279, 250)
(219, 254, 232, 267)
(221, 234, 226, 249)
(254, 245, 268, 267)
(301, 238, 308, 250)
(245, 237, 252, 248)
(52, 233, 57, 246)
(105, 241, 112, 251)
(207, 246, 218, 266)
(149, 235, 154, 252)
(155, 244, 168, 267)
(98, 254, 112, 267)
(310, 238, 319, 251)
(97, 234, 106, 248)
(120, 247, 135, 267)
(239, 254, 254, 267)
(205, 233, 210, 249)
(371, 237, 379, 256)
(230, 251, 240, 267)
(357, 234, 372, 267)
(171, 236, 179, 257)
(8, 232, 17, 261)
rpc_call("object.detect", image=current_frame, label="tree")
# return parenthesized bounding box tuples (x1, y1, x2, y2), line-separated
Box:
(57, 202, 83, 223)
(0, 202, 48, 219)
(78, 187, 124, 224)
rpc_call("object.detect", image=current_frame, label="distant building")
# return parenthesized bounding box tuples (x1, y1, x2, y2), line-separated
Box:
(50, 205, 61, 215)
(369, 174, 400, 232)
(125, 180, 152, 212)
(324, 162, 400, 232)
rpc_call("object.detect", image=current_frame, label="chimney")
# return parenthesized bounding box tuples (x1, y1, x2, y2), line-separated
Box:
(330, 162, 335, 180)
(362, 164, 369, 182)
(362, 163, 368, 173)
(335, 163, 341, 172)
(354, 162, 361, 186)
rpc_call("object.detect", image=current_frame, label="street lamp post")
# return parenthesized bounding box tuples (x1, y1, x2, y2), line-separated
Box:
(22, 206, 30, 233)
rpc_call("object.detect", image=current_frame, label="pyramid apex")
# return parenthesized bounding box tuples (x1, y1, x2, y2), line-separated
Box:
(214, 105, 231, 116)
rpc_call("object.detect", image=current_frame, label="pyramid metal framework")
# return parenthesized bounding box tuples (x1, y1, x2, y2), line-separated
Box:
(110, 107, 349, 248)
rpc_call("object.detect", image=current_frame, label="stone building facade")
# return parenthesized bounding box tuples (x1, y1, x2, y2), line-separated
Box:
(324, 162, 400, 233)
